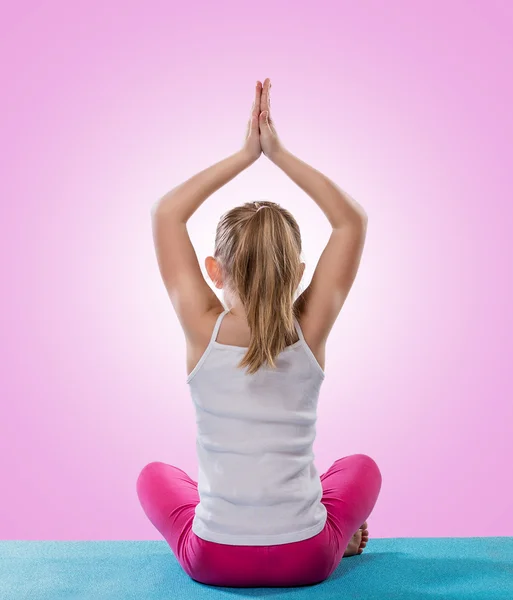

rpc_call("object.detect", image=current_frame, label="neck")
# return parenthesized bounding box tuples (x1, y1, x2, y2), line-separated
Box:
(223, 293, 246, 319)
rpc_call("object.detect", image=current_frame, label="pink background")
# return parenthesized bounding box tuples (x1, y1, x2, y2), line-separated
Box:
(1, 1, 512, 540)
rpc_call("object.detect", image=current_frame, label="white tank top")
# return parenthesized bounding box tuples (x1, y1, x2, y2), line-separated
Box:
(187, 308, 327, 546)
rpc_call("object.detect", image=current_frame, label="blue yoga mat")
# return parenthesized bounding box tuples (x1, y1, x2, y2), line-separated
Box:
(1, 537, 512, 599)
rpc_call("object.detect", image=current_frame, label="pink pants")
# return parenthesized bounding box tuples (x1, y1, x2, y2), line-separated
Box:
(136, 454, 382, 587)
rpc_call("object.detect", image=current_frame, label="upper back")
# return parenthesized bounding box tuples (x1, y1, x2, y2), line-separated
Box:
(186, 304, 326, 382)
(187, 308, 325, 388)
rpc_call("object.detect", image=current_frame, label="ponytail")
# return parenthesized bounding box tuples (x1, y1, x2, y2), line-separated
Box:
(229, 202, 302, 374)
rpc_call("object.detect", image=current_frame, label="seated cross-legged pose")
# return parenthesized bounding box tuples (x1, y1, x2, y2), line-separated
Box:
(137, 78, 382, 588)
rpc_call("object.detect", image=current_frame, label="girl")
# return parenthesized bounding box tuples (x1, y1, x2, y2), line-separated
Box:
(136, 78, 382, 588)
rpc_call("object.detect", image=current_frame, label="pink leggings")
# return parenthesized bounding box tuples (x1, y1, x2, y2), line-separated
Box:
(136, 454, 382, 587)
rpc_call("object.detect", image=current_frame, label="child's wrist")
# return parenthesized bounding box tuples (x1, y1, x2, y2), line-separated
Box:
(268, 146, 287, 165)
(239, 148, 260, 167)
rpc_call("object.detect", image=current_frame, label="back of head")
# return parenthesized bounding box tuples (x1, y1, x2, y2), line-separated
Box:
(214, 200, 303, 375)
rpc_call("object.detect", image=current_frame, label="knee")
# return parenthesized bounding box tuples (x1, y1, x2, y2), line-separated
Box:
(138, 461, 165, 478)
(353, 454, 382, 484)
(337, 454, 382, 481)
(136, 461, 165, 495)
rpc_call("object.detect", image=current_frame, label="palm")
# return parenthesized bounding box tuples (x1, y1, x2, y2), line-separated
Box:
(243, 82, 263, 161)
(259, 78, 282, 159)
(243, 78, 282, 161)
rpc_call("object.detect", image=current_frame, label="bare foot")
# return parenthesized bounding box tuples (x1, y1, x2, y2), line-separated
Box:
(343, 521, 369, 557)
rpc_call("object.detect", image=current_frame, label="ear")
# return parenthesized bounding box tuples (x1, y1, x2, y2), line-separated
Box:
(205, 256, 224, 289)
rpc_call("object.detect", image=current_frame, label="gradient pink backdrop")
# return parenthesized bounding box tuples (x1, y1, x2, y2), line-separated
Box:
(1, 0, 512, 540)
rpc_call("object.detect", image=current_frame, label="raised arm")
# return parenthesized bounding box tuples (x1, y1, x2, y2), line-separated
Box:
(151, 82, 263, 343)
(276, 149, 368, 346)
(259, 79, 368, 351)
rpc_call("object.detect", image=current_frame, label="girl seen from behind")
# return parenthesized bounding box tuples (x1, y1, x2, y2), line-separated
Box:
(137, 78, 382, 588)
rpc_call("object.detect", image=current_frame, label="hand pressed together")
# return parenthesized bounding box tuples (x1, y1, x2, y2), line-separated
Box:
(243, 78, 284, 162)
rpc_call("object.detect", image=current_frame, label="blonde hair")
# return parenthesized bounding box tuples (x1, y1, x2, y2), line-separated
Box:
(214, 200, 303, 375)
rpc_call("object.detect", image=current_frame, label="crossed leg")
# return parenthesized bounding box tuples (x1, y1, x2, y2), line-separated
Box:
(136, 453, 382, 585)
(319, 453, 382, 575)
(136, 462, 198, 567)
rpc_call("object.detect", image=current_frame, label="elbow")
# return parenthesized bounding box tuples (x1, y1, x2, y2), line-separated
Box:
(150, 200, 160, 217)
(151, 188, 176, 216)
(151, 197, 187, 224)
(355, 204, 368, 221)
(347, 208, 368, 230)
(333, 211, 367, 231)
(333, 202, 368, 230)
(151, 197, 174, 218)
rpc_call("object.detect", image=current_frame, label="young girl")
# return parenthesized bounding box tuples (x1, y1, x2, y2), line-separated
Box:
(136, 78, 382, 588)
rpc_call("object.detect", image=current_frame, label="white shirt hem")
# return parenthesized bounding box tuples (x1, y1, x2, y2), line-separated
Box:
(191, 512, 328, 546)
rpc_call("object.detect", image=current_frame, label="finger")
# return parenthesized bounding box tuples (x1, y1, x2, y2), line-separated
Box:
(247, 104, 259, 138)
(259, 110, 269, 128)
(260, 77, 270, 114)
(246, 112, 255, 139)
(250, 113, 259, 133)
(252, 81, 262, 118)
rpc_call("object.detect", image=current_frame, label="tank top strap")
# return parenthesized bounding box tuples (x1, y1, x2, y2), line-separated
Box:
(211, 308, 230, 344)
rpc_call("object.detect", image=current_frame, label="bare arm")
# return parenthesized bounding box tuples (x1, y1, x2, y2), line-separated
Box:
(151, 82, 263, 347)
(258, 78, 368, 350)
(272, 148, 368, 349)
(151, 148, 256, 342)
(272, 148, 367, 228)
